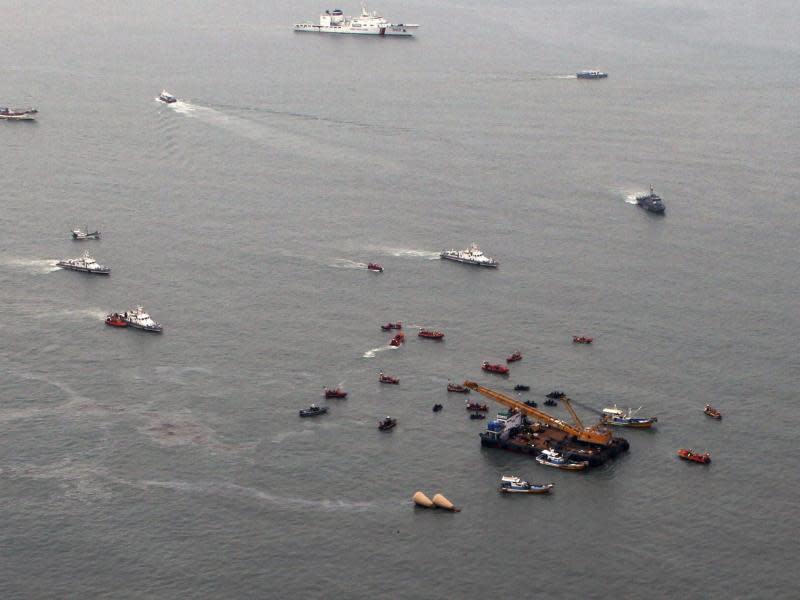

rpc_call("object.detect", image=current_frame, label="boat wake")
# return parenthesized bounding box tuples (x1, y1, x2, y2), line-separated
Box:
(35, 308, 107, 321)
(362, 346, 394, 358)
(378, 247, 441, 260)
(330, 258, 369, 270)
(0, 257, 61, 274)
(554, 74, 578, 79)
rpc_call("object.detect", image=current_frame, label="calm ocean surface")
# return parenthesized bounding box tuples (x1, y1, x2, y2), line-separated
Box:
(2, 1, 798, 598)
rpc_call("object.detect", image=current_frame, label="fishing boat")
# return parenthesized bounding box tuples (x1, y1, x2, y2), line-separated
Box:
(535, 449, 588, 471)
(544, 398, 558, 407)
(506, 351, 522, 363)
(470, 413, 486, 420)
(576, 70, 608, 79)
(367, 262, 383, 272)
(447, 382, 470, 394)
(299, 404, 328, 417)
(104, 313, 128, 328)
(0, 107, 36, 121)
(678, 449, 711, 464)
(378, 416, 397, 431)
(601, 406, 658, 428)
(71, 227, 101, 240)
(466, 402, 488, 412)
(379, 372, 399, 385)
(389, 332, 405, 347)
(514, 384, 530, 392)
(704, 405, 722, 419)
(418, 329, 444, 339)
(482, 362, 509, 375)
(524, 400, 538, 408)
(158, 90, 177, 104)
(432, 403, 443, 412)
(573, 336, 593, 344)
(547, 391, 566, 399)
(499, 475, 554, 494)
(380, 322, 402, 331)
(324, 387, 347, 399)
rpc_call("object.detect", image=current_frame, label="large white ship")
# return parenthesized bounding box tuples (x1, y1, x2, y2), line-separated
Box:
(294, 6, 419, 36)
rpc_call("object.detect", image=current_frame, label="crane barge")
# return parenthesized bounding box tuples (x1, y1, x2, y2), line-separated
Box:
(463, 381, 629, 467)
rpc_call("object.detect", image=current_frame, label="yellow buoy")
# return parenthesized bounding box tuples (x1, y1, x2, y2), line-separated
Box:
(412, 491, 434, 508)
(432, 493, 460, 512)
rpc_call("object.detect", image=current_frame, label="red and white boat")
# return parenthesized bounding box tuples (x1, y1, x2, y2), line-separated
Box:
(380, 322, 402, 331)
(418, 329, 444, 340)
(324, 387, 348, 399)
(390, 332, 405, 347)
(678, 449, 711, 464)
(379, 372, 399, 385)
(506, 351, 522, 363)
(105, 313, 128, 328)
(704, 405, 722, 419)
(367, 263, 383, 272)
(573, 336, 593, 344)
(482, 362, 509, 375)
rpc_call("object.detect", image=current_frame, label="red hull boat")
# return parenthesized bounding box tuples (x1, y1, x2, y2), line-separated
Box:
(390, 332, 405, 347)
(324, 388, 348, 399)
(506, 351, 522, 363)
(678, 449, 711, 464)
(573, 336, 593, 344)
(379, 373, 399, 385)
(105, 313, 128, 327)
(418, 329, 444, 339)
(482, 362, 509, 375)
(381, 322, 402, 331)
(704, 405, 722, 419)
(466, 402, 489, 412)
(367, 263, 383, 272)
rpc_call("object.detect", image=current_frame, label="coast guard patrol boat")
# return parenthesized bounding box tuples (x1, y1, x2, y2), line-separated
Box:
(294, 5, 419, 36)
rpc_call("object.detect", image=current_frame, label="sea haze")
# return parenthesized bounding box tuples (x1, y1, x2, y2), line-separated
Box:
(1, 1, 798, 598)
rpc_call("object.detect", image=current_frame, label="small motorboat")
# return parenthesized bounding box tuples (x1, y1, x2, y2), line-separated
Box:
(506, 351, 522, 363)
(546, 391, 566, 399)
(324, 387, 347, 399)
(380, 322, 402, 331)
(524, 400, 538, 408)
(704, 405, 722, 419)
(379, 372, 399, 385)
(536, 449, 588, 470)
(447, 382, 470, 393)
(678, 448, 711, 464)
(418, 329, 444, 340)
(299, 404, 328, 417)
(602, 406, 658, 428)
(378, 416, 397, 431)
(367, 262, 383, 272)
(158, 90, 177, 103)
(514, 384, 530, 392)
(466, 402, 488, 412)
(576, 70, 608, 79)
(432, 403, 443, 412)
(469, 412, 486, 420)
(573, 336, 593, 344)
(499, 475, 554, 494)
(482, 362, 509, 375)
(544, 398, 558, 407)
(71, 227, 101, 240)
(389, 332, 405, 347)
(105, 313, 128, 328)
(0, 107, 36, 121)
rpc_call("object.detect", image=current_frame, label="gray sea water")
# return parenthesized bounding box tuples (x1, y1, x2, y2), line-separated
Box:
(2, 1, 799, 598)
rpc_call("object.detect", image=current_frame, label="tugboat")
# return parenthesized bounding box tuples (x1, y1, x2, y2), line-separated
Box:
(601, 406, 658, 428)
(576, 70, 608, 79)
(704, 405, 722, 419)
(367, 262, 383, 272)
(324, 387, 348, 399)
(379, 372, 399, 385)
(378, 416, 397, 431)
(380, 322, 402, 331)
(466, 402, 488, 412)
(104, 313, 128, 328)
(158, 90, 177, 104)
(432, 403, 443, 412)
(470, 412, 486, 420)
(573, 336, 593, 344)
(418, 329, 444, 340)
(506, 351, 522, 363)
(678, 449, 711, 464)
(440, 243, 499, 268)
(120, 306, 163, 332)
(299, 404, 328, 417)
(447, 382, 470, 394)
(56, 251, 111, 275)
(71, 227, 101, 240)
(482, 362, 509, 375)
(514, 384, 530, 392)
(0, 107, 36, 121)
(499, 475, 554, 494)
(389, 332, 405, 347)
(535, 449, 588, 471)
(635, 186, 666, 214)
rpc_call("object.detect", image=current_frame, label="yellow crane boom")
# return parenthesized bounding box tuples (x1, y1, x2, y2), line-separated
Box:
(463, 381, 613, 446)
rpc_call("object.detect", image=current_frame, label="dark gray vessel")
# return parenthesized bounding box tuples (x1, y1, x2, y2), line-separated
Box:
(635, 186, 665, 214)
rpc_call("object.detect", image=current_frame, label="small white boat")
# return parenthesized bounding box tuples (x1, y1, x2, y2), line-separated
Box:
(56, 251, 110, 274)
(499, 475, 554, 494)
(158, 90, 177, 104)
(535, 449, 588, 471)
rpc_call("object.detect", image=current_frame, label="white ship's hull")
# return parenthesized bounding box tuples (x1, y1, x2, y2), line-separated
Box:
(440, 254, 499, 268)
(294, 24, 415, 36)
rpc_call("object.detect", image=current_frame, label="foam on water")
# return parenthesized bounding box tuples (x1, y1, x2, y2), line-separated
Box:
(0, 257, 61, 274)
(330, 258, 368, 270)
(362, 345, 393, 358)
